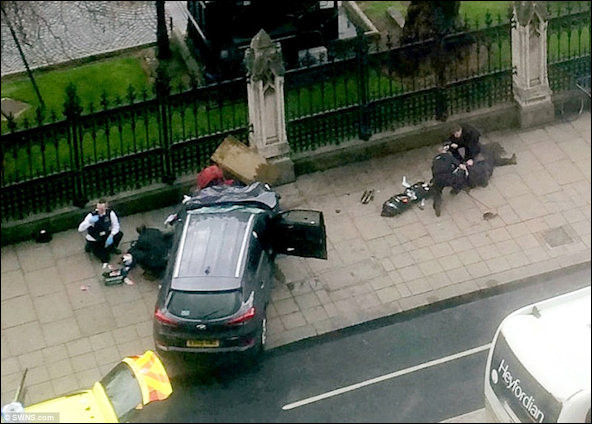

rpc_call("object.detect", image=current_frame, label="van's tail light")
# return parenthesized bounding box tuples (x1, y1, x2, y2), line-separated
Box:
(226, 307, 256, 326)
(154, 308, 179, 326)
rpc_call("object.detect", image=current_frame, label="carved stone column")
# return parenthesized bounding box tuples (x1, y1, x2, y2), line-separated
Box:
(511, 1, 554, 128)
(245, 29, 295, 185)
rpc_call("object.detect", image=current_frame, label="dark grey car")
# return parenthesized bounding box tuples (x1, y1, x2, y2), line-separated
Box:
(153, 182, 327, 368)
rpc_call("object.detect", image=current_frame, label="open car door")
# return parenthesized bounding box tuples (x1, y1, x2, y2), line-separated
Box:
(271, 210, 327, 260)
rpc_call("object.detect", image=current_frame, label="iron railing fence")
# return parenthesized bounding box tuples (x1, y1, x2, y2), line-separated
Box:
(1, 76, 249, 220)
(284, 13, 515, 150)
(1, 3, 590, 222)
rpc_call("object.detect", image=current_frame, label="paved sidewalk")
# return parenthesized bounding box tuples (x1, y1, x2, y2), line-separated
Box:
(1, 113, 590, 407)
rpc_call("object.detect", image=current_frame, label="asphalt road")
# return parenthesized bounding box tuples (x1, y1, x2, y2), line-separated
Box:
(135, 263, 591, 423)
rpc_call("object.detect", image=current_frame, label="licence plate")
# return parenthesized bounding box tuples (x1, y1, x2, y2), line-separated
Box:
(186, 339, 220, 348)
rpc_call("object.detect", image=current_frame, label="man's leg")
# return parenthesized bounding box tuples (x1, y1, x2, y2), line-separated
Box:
(89, 240, 109, 264)
(113, 231, 123, 247)
(493, 153, 517, 166)
(432, 184, 444, 217)
(109, 231, 124, 254)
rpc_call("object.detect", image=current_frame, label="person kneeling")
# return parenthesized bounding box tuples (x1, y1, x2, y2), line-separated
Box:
(78, 199, 124, 267)
(431, 144, 470, 217)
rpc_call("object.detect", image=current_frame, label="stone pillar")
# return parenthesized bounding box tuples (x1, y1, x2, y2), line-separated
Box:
(244, 29, 295, 185)
(511, 1, 554, 128)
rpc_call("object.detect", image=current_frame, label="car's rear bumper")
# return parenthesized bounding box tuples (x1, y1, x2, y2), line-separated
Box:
(154, 339, 255, 353)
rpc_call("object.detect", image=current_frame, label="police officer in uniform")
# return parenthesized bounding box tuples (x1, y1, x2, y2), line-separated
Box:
(431, 144, 469, 217)
(78, 199, 123, 265)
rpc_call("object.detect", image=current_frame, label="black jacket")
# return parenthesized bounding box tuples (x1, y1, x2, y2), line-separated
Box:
(447, 123, 481, 161)
(467, 160, 494, 188)
(431, 151, 467, 190)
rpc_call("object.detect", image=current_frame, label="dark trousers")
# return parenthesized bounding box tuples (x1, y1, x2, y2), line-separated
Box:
(481, 142, 516, 167)
(86, 231, 123, 263)
(432, 183, 444, 215)
(493, 156, 515, 166)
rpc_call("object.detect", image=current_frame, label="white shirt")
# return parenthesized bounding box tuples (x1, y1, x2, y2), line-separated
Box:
(78, 210, 120, 242)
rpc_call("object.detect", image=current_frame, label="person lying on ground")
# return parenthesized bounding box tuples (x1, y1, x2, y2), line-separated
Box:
(466, 141, 517, 189)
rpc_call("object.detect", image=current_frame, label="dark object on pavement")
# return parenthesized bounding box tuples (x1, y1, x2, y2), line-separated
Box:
(34, 229, 52, 243)
(381, 177, 432, 217)
(361, 189, 375, 204)
(483, 212, 498, 221)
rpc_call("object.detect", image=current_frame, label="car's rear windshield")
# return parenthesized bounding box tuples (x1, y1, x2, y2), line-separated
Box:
(168, 290, 241, 320)
(100, 362, 143, 420)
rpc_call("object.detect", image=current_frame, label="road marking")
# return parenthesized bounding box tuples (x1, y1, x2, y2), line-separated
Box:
(282, 343, 491, 411)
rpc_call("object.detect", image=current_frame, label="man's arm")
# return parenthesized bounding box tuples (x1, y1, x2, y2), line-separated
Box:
(78, 213, 93, 233)
(464, 140, 481, 160)
(109, 210, 120, 236)
(462, 125, 481, 160)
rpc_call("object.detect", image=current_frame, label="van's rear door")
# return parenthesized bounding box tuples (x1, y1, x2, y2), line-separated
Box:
(271, 210, 327, 259)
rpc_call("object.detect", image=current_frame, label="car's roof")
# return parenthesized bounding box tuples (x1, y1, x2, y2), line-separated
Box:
(25, 386, 114, 422)
(184, 181, 279, 211)
(501, 286, 591, 401)
(171, 209, 257, 291)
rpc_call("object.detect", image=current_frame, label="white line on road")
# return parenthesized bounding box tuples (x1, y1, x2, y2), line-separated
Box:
(282, 343, 492, 411)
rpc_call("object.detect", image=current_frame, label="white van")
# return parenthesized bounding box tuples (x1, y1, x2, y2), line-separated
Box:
(484, 285, 591, 423)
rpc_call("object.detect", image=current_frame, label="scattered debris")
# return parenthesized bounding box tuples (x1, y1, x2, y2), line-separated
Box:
(483, 212, 498, 220)
(80, 285, 89, 291)
(361, 189, 375, 204)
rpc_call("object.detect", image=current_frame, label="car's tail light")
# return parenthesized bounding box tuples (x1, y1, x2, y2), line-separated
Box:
(154, 308, 179, 326)
(226, 306, 256, 326)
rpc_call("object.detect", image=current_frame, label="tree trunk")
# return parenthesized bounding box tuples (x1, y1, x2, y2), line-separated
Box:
(402, 1, 460, 43)
(1, 2, 45, 110)
(156, 1, 171, 60)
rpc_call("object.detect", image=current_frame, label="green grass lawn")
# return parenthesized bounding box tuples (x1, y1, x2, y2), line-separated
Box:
(358, 1, 514, 28)
(0, 38, 198, 134)
(2, 55, 152, 126)
(358, 1, 578, 29)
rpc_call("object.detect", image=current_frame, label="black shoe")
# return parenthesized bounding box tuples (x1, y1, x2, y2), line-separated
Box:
(434, 202, 441, 217)
(111, 247, 122, 254)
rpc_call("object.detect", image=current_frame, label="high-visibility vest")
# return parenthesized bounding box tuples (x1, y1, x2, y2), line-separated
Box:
(124, 350, 172, 403)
